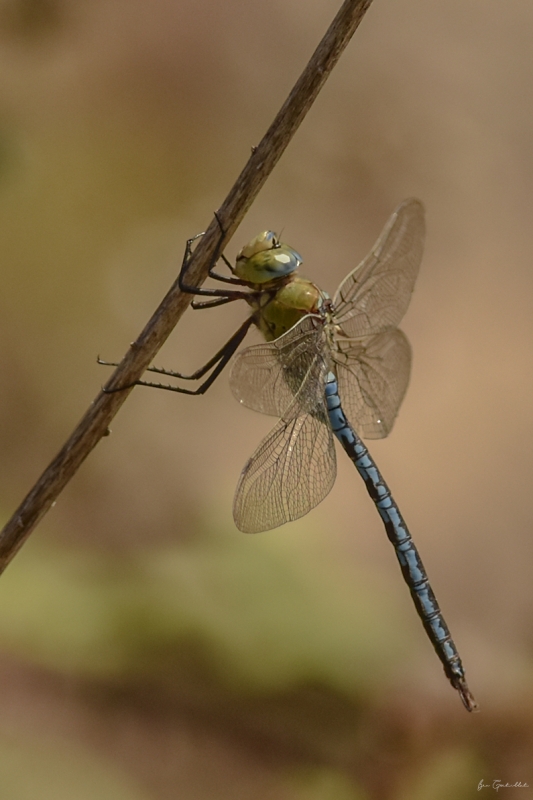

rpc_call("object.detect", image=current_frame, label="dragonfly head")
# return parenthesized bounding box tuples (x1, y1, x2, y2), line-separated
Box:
(234, 231, 302, 284)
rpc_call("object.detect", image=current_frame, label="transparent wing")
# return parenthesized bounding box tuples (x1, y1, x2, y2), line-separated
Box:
(333, 198, 425, 338)
(229, 315, 325, 417)
(231, 315, 337, 533)
(332, 328, 412, 439)
(233, 401, 337, 533)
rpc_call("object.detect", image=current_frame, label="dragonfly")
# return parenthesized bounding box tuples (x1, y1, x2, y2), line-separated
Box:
(100, 198, 477, 711)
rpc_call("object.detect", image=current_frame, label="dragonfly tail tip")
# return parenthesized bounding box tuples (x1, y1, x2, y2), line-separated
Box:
(456, 679, 479, 713)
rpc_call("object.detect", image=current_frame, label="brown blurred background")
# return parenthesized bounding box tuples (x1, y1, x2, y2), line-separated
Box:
(0, 0, 531, 798)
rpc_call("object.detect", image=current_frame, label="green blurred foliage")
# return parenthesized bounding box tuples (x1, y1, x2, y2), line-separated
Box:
(0, 521, 401, 694)
(287, 766, 367, 800)
(0, 732, 150, 800)
(397, 749, 485, 800)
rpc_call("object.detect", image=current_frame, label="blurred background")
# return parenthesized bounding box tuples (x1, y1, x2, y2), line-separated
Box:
(0, 0, 531, 797)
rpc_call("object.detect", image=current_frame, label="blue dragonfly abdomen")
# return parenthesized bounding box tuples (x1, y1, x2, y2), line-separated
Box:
(324, 371, 476, 711)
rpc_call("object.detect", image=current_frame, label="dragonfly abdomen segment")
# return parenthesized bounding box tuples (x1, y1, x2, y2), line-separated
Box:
(324, 372, 477, 711)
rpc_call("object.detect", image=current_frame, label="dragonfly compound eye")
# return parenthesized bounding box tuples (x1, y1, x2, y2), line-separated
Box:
(235, 239, 302, 284)
(238, 231, 279, 259)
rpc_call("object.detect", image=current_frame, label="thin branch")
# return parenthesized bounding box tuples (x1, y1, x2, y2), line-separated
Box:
(0, 0, 374, 573)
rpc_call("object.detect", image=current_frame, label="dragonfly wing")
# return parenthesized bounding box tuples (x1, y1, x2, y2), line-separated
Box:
(233, 401, 337, 533)
(229, 315, 325, 417)
(333, 198, 425, 337)
(333, 328, 412, 439)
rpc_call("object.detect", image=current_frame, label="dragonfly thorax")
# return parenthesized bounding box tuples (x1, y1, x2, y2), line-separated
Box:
(248, 275, 328, 342)
(234, 231, 302, 285)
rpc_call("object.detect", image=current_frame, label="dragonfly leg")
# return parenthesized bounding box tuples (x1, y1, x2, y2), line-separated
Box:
(203, 211, 240, 284)
(209, 212, 249, 283)
(191, 296, 243, 310)
(205, 267, 248, 286)
(99, 315, 254, 396)
(179, 215, 248, 297)
(206, 241, 247, 286)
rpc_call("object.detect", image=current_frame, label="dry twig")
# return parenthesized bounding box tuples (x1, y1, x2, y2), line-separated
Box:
(0, 0, 374, 573)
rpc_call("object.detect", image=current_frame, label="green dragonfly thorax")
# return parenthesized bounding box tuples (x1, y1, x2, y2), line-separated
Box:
(235, 230, 329, 341)
(249, 276, 329, 342)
